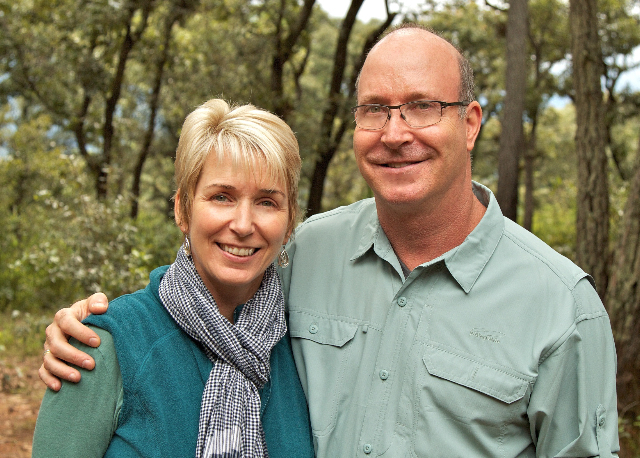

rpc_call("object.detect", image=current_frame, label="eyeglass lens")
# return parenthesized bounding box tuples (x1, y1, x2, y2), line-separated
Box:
(354, 101, 442, 130)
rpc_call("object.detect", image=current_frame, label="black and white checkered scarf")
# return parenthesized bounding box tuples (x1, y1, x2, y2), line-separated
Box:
(159, 246, 286, 458)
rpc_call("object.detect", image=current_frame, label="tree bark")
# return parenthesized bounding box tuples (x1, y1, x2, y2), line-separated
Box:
(570, 0, 609, 298)
(496, 0, 528, 222)
(522, 116, 537, 231)
(605, 135, 640, 414)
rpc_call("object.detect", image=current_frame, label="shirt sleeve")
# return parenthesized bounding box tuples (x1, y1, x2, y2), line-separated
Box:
(527, 278, 619, 457)
(32, 326, 123, 458)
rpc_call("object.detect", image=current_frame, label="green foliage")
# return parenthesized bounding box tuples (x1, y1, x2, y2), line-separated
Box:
(0, 310, 51, 357)
(528, 106, 579, 258)
(0, 180, 180, 312)
(0, 108, 180, 313)
(0, 0, 638, 345)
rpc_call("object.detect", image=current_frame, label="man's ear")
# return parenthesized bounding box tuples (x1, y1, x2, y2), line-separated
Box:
(174, 190, 188, 234)
(465, 101, 483, 153)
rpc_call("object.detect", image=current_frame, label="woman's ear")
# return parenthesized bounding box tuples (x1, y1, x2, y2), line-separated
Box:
(174, 190, 188, 234)
(282, 227, 294, 246)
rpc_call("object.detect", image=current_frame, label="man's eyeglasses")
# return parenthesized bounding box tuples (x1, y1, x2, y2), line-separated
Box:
(351, 100, 470, 131)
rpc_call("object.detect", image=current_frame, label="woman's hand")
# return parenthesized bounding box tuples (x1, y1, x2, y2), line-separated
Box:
(39, 293, 110, 391)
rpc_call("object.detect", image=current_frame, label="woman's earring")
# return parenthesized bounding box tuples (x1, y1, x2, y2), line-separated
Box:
(184, 236, 191, 256)
(278, 246, 289, 268)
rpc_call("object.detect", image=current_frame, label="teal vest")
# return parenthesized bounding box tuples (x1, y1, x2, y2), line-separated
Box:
(86, 266, 313, 458)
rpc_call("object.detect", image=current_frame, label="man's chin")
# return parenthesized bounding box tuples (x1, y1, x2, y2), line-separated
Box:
(373, 191, 427, 208)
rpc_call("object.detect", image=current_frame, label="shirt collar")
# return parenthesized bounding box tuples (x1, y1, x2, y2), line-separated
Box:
(443, 182, 503, 293)
(350, 206, 388, 261)
(349, 182, 504, 293)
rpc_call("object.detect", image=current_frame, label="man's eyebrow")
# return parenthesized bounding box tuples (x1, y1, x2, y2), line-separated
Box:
(358, 92, 435, 105)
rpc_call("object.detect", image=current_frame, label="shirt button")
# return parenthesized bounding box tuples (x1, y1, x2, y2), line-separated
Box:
(362, 324, 368, 333)
(309, 324, 318, 334)
(379, 369, 389, 380)
(363, 443, 372, 454)
(397, 296, 407, 307)
(599, 417, 605, 427)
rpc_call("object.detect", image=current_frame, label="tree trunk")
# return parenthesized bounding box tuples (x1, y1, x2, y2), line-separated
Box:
(570, 0, 609, 298)
(271, 0, 316, 119)
(130, 7, 185, 219)
(305, 3, 396, 216)
(605, 135, 640, 414)
(496, 0, 528, 222)
(97, 4, 153, 199)
(522, 117, 537, 231)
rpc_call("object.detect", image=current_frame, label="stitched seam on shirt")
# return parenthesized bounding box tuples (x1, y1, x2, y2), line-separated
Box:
(575, 310, 607, 323)
(428, 365, 524, 403)
(288, 308, 362, 325)
(537, 286, 604, 363)
(538, 322, 577, 363)
(502, 230, 583, 290)
(431, 344, 533, 381)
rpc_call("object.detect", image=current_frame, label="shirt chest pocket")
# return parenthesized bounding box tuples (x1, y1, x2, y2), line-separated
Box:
(418, 342, 534, 426)
(289, 311, 359, 435)
(423, 343, 531, 406)
(410, 342, 534, 455)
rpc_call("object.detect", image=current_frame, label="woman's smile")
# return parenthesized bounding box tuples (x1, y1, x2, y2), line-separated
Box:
(219, 243, 257, 257)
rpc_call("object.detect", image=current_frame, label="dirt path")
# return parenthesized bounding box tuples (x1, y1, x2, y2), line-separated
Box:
(0, 355, 45, 458)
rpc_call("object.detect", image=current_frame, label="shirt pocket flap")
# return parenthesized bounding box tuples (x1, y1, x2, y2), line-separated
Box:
(423, 343, 531, 404)
(289, 310, 358, 347)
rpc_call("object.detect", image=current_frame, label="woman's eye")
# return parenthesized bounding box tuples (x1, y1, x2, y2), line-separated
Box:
(259, 200, 276, 207)
(212, 194, 229, 202)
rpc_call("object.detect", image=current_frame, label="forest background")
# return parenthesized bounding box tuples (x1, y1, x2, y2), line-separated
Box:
(1, 0, 640, 454)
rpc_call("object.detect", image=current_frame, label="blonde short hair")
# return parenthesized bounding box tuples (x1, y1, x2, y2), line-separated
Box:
(174, 99, 301, 235)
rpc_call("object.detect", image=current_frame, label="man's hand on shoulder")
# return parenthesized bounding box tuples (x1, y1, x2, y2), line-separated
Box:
(39, 293, 110, 391)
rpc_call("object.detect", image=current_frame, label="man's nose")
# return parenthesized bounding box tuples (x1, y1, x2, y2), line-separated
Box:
(380, 109, 413, 149)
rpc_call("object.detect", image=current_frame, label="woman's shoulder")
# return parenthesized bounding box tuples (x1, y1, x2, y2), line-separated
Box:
(32, 326, 122, 458)
(85, 267, 173, 331)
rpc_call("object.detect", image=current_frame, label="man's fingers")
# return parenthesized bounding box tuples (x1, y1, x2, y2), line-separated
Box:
(86, 292, 109, 315)
(41, 347, 83, 384)
(39, 362, 61, 391)
(53, 307, 100, 348)
(39, 361, 64, 391)
(45, 317, 96, 369)
(37, 294, 108, 389)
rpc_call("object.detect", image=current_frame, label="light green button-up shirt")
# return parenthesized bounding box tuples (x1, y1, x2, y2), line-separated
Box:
(280, 183, 619, 458)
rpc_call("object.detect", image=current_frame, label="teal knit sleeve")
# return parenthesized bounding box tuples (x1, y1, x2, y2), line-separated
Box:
(32, 326, 123, 458)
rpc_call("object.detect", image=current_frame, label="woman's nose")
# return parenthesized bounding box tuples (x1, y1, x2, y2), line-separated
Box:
(229, 203, 255, 237)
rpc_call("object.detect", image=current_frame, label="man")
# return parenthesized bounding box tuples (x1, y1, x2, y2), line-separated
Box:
(41, 24, 619, 457)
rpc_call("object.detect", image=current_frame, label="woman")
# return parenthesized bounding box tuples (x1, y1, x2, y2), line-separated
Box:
(32, 99, 314, 458)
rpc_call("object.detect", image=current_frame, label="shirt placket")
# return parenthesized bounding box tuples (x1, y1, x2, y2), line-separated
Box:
(356, 265, 441, 456)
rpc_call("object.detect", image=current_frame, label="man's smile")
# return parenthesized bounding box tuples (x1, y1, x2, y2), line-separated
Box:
(383, 161, 422, 168)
